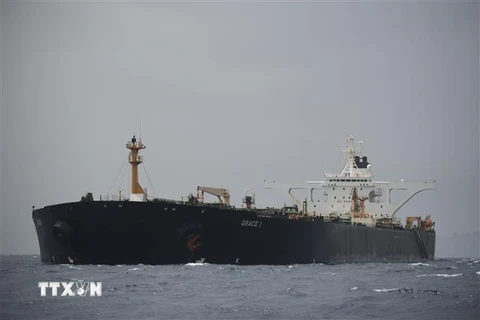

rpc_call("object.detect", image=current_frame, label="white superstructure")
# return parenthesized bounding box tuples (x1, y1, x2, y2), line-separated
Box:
(265, 134, 435, 227)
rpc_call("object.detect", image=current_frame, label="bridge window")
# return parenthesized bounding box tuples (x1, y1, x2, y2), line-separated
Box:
(369, 188, 383, 203)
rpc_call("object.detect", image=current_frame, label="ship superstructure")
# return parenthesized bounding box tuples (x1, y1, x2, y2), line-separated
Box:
(265, 134, 436, 229)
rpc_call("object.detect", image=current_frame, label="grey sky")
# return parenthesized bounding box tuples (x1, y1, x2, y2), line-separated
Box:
(1, 1, 479, 255)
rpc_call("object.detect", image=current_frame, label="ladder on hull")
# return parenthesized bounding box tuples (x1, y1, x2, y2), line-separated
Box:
(414, 229, 429, 260)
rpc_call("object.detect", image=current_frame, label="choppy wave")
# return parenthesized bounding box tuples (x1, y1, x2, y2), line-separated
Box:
(60, 264, 82, 270)
(1, 256, 479, 320)
(416, 273, 462, 277)
(373, 287, 414, 293)
(409, 262, 433, 267)
(373, 288, 443, 295)
(280, 287, 308, 297)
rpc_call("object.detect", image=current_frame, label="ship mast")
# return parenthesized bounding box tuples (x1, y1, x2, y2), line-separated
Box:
(126, 135, 147, 202)
(340, 134, 371, 178)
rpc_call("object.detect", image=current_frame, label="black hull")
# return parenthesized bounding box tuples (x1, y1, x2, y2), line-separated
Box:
(32, 201, 435, 265)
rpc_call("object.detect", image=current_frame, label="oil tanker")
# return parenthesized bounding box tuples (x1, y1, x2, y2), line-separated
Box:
(32, 134, 436, 265)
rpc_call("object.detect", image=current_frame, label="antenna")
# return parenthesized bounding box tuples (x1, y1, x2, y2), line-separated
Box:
(140, 113, 142, 141)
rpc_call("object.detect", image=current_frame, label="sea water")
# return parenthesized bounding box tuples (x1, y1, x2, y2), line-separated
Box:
(1, 256, 479, 319)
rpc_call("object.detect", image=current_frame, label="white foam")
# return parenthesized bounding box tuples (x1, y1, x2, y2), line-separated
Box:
(68, 265, 82, 269)
(350, 287, 358, 291)
(61, 264, 82, 270)
(128, 267, 142, 271)
(185, 262, 207, 266)
(373, 288, 399, 292)
(409, 262, 432, 267)
(416, 273, 462, 278)
(476, 271, 480, 275)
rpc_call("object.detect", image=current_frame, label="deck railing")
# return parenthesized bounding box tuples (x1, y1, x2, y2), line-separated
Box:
(99, 194, 127, 201)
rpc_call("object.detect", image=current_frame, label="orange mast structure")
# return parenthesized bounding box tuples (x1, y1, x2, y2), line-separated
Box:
(126, 135, 146, 201)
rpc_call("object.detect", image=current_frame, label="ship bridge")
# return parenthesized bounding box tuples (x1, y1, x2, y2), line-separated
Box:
(265, 134, 436, 226)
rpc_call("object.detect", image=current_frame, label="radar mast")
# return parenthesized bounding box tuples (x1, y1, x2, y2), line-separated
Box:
(126, 135, 147, 202)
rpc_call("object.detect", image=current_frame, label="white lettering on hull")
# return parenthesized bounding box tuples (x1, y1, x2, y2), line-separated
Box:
(240, 220, 263, 228)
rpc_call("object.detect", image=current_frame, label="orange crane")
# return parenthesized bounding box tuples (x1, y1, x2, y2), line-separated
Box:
(351, 187, 370, 218)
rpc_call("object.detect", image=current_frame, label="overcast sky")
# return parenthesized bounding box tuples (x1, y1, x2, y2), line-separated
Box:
(1, 1, 479, 255)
